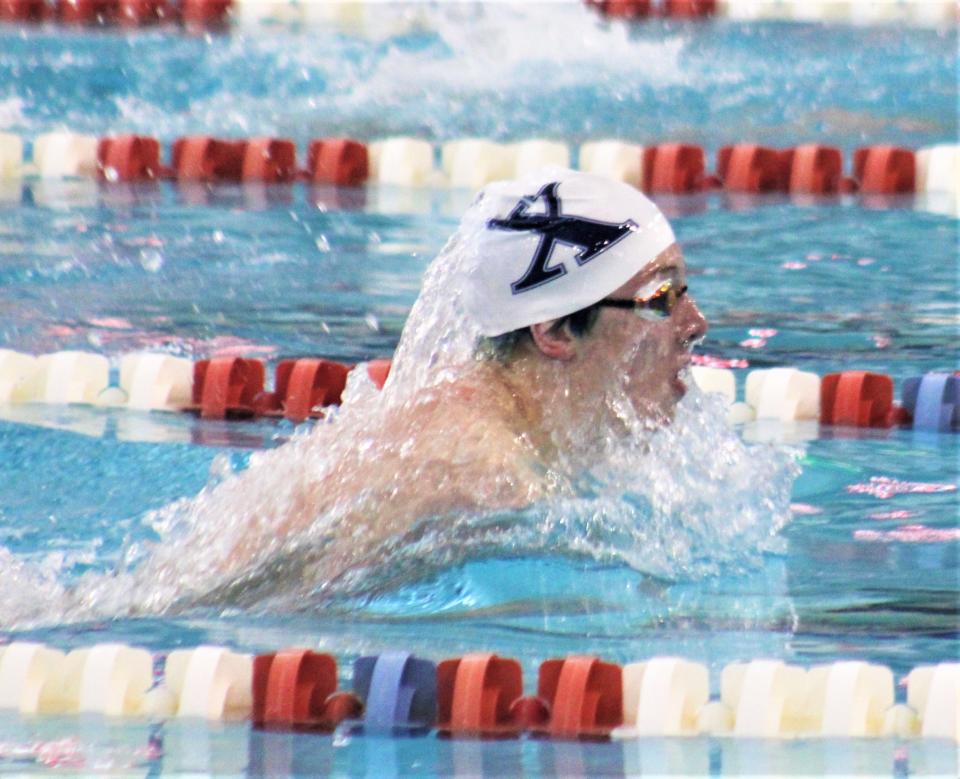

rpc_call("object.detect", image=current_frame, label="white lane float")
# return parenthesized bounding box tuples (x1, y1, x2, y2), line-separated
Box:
(716, 660, 808, 737)
(614, 656, 709, 738)
(691, 366, 737, 404)
(510, 140, 570, 177)
(32, 132, 99, 179)
(917, 144, 960, 191)
(57, 643, 153, 716)
(804, 661, 894, 736)
(579, 140, 644, 188)
(907, 663, 960, 741)
(13, 351, 110, 405)
(149, 646, 253, 720)
(718, 0, 956, 26)
(745, 367, 820, 421)
(369, 137, 437, 186)
(441, 139, 512, 189)
(0, 642, 66, 715)
(0, 133, 23, 180)
(119, 352, 193, 411)
(0, 349, 38, 403)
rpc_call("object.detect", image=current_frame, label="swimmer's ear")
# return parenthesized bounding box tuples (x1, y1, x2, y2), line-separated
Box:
(530, 320, 577, 361)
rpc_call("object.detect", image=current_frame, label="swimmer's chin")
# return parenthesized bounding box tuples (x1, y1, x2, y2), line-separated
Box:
(624, 393, 682, 430)
(671, 375, 688, 398)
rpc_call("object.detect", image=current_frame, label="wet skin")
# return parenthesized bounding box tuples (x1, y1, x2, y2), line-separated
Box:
(590, 242, 709, 423)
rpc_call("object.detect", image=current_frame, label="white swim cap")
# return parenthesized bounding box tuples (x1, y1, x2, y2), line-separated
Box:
(461, 168, 676, 337)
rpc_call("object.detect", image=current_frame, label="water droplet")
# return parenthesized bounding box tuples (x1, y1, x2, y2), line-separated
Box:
(212, 230, 225, 244)
(365, 314, 380, 332)
(139, 249, 164, 273)
(104, 166, 119, 183)
(315, 235, 330, 252)
(209, 454, 233, 482)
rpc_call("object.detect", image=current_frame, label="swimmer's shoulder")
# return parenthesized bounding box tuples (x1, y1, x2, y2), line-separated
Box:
(393, 383, 550, 502)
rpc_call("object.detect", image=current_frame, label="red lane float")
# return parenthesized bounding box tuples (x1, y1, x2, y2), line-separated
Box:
(716, 144, 787, 192)
(242, 138, 297, 183)
(436, 653, 527, 737)
(784, 144, 844, 195)
(665, 0, 716, 17)
(642, 144, 705, 193)
(586, 0, 652, 18)
(117, 0, 167, 25)
(181, 0, 231, 27)
(58, 0, 117, 24)
(0, 0, 47, 20)
(534, 656, 622, 739)
(191, 357, 265, 419)
(253, 649, 361, 731)
(820, 371, 897, 428)
(258, 358, 350, 422)
(586, 0, 714, 18)
(307, 139, 369, 186)
(172, 137, 295, 182)
(172, 136, 245, 181)
(97, 135, 161, 182)
(853, 145, 916, 194)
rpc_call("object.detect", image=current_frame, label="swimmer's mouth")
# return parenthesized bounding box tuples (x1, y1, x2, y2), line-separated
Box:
(672, 375, 687, 397)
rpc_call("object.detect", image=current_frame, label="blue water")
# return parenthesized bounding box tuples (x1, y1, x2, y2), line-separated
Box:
(0, 7, 956, 151)
(0, 6, 958, 777)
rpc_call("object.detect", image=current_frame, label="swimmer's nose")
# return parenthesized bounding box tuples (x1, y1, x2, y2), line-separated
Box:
(676, 292, 708, 348)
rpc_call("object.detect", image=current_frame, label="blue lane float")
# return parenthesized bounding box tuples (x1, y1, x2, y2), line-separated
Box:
(353, 651, 437, 735)
(901, 372, 959, 432)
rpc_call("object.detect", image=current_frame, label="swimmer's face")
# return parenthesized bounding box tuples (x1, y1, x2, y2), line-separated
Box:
(587, 243, 708, 422)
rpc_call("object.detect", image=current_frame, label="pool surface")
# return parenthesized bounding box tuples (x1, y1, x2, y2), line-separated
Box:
(0, 4, 958, 776)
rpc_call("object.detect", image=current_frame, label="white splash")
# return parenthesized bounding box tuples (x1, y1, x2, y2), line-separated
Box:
(0, 169, 800, 629)
(0, 97, 26, 131)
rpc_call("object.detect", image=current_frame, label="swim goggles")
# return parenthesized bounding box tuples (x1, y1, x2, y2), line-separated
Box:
(596, 281, 688, 321)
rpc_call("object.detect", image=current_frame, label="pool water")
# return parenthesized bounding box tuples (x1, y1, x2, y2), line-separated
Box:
(0, 4, 958, 776)
(0, 5, 955, 152)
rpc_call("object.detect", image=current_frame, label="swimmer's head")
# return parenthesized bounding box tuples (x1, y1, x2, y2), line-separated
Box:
(462, 168, 708, 421)
(463, 168, 677, 337)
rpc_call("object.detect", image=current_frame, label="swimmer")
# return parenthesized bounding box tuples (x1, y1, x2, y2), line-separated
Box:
(75, 169, 709, 615)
